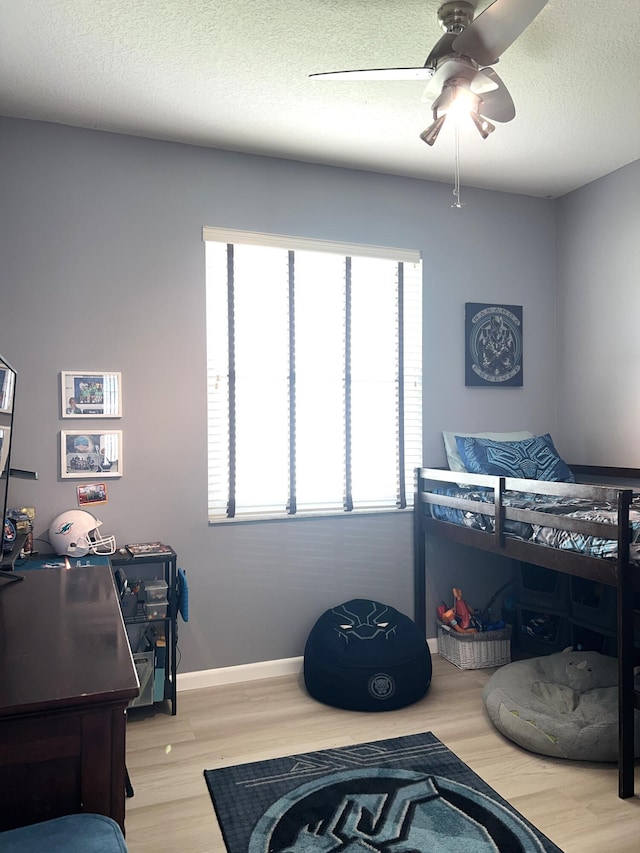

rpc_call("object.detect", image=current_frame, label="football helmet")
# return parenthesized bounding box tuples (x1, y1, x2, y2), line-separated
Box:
(48, 509, 116, 557)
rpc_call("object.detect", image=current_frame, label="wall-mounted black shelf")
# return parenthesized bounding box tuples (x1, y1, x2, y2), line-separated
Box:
(8, 468, 38, 480)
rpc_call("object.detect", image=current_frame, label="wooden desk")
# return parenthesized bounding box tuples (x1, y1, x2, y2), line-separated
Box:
(0, 564, 139, 832)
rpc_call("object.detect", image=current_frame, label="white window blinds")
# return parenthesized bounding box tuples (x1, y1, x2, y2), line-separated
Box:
(204, 228, 422, 520)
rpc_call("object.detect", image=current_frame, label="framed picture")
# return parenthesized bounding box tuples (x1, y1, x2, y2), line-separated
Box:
(60, 371, 122, 418)
(0, 426, 10, 476)
(0, 365, 15, 414)
(61, 430, 123, 479)
(77, 482, 108, 506)
(465, 303, 523, 387)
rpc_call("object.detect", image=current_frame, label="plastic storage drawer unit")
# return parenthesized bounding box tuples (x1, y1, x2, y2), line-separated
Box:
(146, 601, 168, 620)
(144, 579, 168, 602)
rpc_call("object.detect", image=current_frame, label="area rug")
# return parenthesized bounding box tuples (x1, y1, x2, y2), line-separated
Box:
(204, 731, 563, 852)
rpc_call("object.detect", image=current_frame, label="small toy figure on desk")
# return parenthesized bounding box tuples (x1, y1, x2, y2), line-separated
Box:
(2, 517, 16, 554)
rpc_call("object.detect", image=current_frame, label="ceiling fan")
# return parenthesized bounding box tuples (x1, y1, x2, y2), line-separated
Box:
(310, 0, 549, 146)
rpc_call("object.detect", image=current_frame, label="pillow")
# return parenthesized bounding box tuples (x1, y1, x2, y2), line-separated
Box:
(443, 430, 535, 473)
(454, 433, 575, 482)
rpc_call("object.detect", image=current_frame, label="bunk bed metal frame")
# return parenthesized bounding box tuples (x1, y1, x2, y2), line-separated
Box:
(413, 464, 640, 800)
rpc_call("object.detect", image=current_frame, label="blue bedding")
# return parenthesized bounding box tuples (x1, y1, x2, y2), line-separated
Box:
(428, 486, 640, 562)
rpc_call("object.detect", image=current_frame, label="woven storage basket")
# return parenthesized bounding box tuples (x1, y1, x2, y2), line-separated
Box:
(437, 623, 512, 670)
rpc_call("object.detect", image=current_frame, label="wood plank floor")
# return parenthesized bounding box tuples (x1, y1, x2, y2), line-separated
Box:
(124, 654, 640, 852)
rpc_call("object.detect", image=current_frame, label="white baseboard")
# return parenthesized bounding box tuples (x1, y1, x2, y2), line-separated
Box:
(177, 637, 439, 692)
(177, 656, 304, 692)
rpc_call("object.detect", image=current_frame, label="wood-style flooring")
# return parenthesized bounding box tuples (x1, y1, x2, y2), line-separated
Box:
(124, 654, 640, 852)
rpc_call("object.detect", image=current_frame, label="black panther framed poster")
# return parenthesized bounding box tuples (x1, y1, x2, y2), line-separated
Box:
(465, 303, 523, 387)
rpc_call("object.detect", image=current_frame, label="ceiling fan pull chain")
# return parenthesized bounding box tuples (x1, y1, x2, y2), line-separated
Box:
(452, 124, 464, 209)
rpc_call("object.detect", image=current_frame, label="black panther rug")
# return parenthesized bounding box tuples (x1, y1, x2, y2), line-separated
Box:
(204, 731, 563, 852)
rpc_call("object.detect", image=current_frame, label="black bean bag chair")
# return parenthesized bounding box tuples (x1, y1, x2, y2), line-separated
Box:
(304, 599, 432, 711)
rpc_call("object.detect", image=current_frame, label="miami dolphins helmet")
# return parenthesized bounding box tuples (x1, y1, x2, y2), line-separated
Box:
(48, 509, 116, 557)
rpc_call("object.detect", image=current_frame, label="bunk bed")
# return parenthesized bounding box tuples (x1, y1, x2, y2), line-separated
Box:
(413, 463, 640, 800)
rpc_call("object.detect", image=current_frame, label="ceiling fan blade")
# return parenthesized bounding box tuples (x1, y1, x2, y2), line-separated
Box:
(476, 68, 515, 122)
(469, 69, 499, 96)
(453, 0, 549, 66)
(309, 66, 434, 81)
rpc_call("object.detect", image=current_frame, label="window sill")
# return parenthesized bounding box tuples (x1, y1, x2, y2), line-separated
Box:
(207, 506, 413, 526)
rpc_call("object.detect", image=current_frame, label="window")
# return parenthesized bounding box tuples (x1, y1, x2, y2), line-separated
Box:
(204, 227, 422, 521)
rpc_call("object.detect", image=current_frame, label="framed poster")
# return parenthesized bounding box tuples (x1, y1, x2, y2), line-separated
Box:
(465, 303, 523, 387)
(61, 371, 122, 417)
(61, 430, 123, 478)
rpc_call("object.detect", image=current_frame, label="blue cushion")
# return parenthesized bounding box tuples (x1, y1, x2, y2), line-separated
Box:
(455, 433, 575, 482)
(0, 814, 128, 852)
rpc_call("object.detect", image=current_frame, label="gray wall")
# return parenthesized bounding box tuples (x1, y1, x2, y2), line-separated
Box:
(555, 159, 640, 465)
(0, 117, 558, 673)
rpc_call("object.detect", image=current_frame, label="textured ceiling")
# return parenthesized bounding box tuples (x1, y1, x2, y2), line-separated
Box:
(2, 0, 639, 197)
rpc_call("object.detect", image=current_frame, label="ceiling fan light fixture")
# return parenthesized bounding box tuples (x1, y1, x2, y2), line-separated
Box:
(469, 110, 496, 139)
(431, 81, 476, 119)
(420, 114, 447, 146)
(447, 84, 479, 118)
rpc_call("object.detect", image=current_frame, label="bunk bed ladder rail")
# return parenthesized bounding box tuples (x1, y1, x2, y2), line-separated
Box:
(494, 476, 506, 547)
(413, 467, 427, 635)
(616, 487, 636, 798)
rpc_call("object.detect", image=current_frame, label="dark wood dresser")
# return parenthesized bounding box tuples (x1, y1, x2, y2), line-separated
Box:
(0, 564, 139, 832)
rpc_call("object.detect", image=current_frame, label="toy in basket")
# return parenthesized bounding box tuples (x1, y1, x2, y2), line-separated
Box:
(437, 588, 512, 670)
